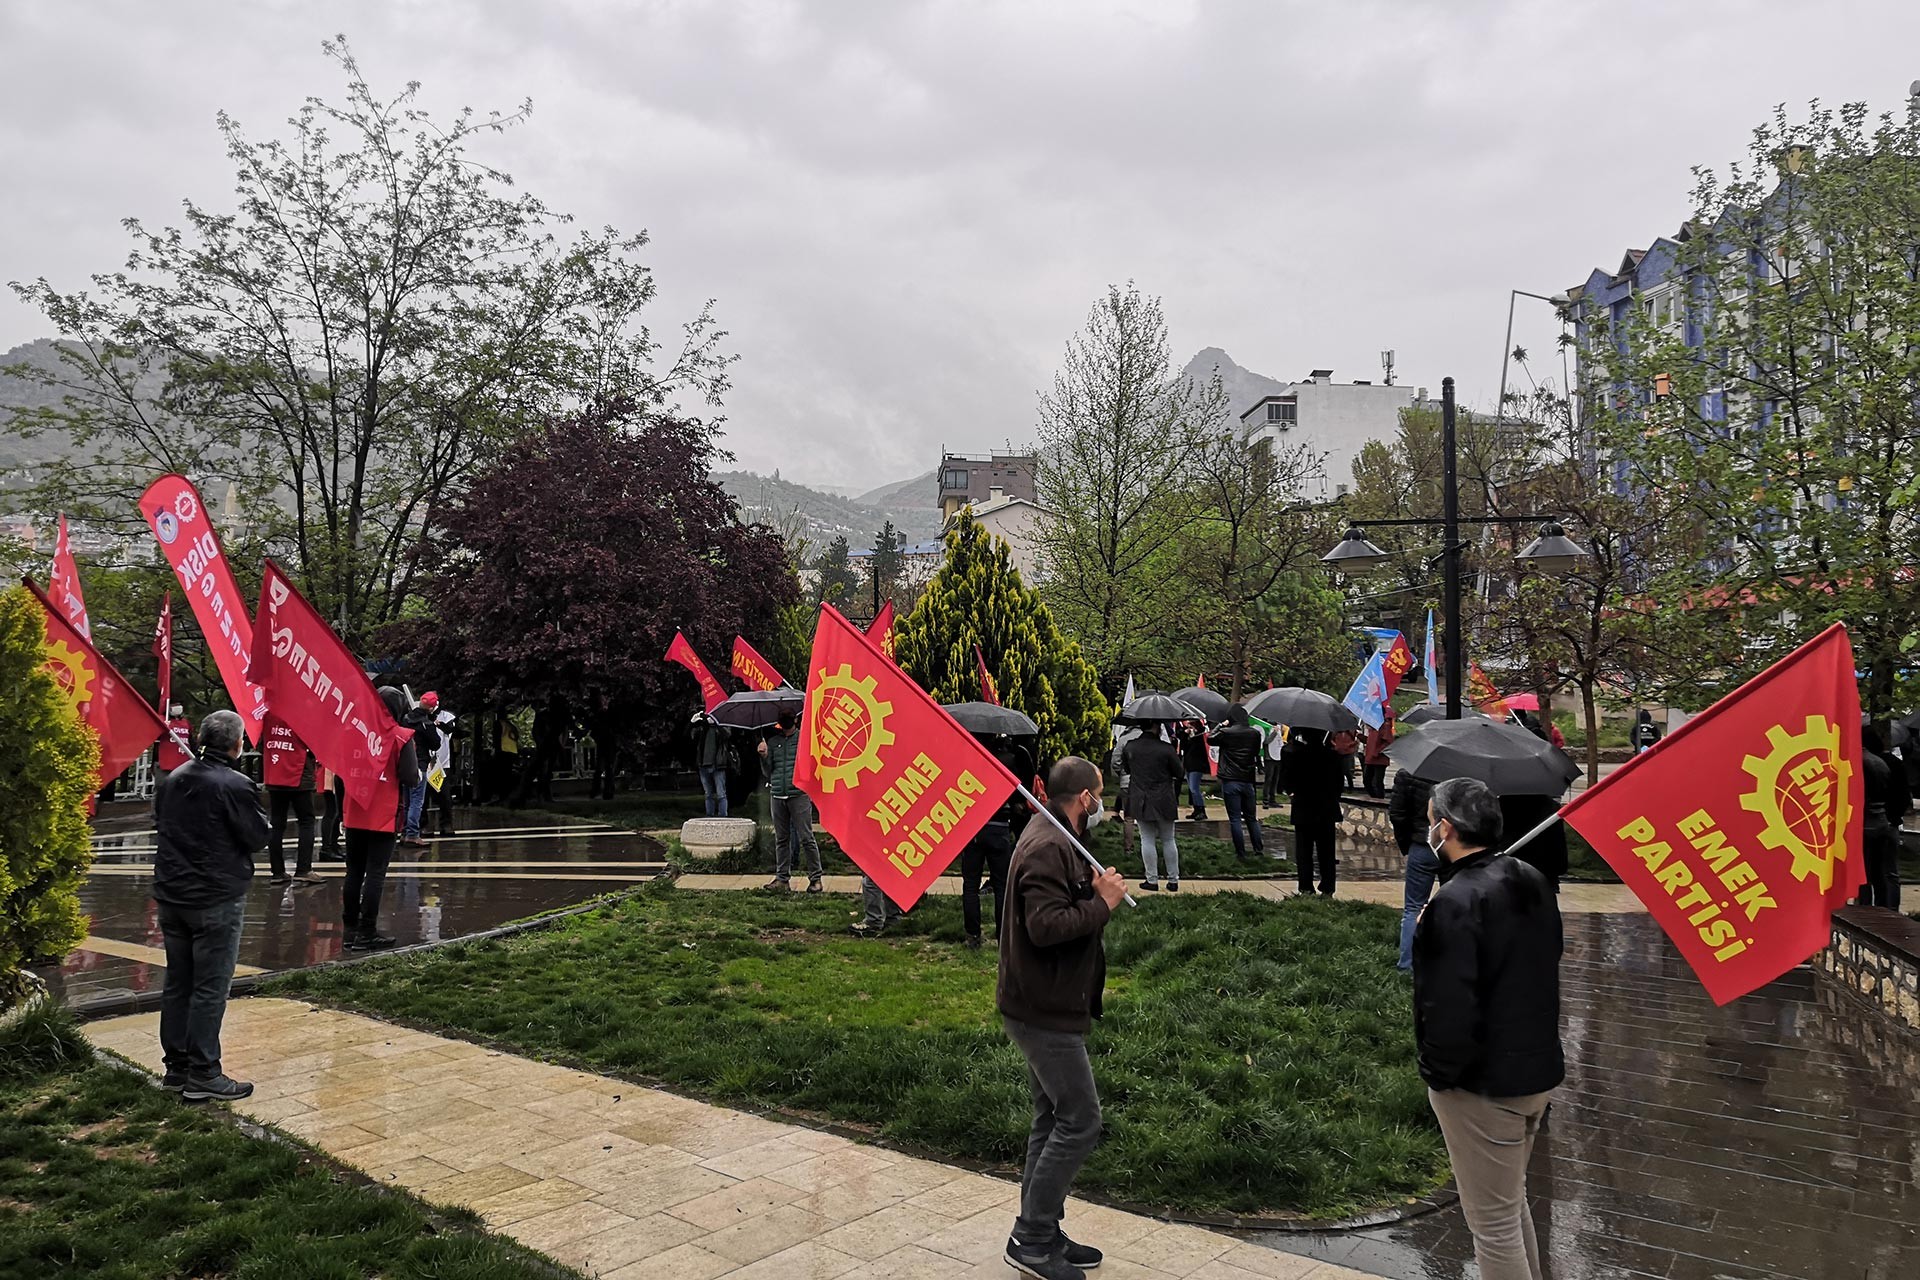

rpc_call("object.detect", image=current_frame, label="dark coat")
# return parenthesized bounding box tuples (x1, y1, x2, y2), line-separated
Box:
(1179, 730, 1210, 774)
(1388, 771, 1434, 853)
(1413, 849, 1565, 1097)
(152, 749, 273, 908)
(1121, 734, 1183, 823)
(1213, 724, 1264, 783)
(1499, 793, 1569, 882)
(1282, 737, 1344, 828)
(997, 804, 1110, 1033)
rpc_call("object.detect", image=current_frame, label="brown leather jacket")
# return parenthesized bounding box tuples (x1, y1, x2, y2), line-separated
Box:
(996, 804, 1111, 1033)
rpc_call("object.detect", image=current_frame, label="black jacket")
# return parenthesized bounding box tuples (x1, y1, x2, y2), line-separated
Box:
(1282, 737, 1344, 828)
(998, 804, 1110, 1032)
(1121, 734, 1183, 823)
(1388, 771, 1434, 853)
(1413, 849, 1565, 1097)
(1499, 793, 1569, 882)
(1179, 730, 1210, 774)
(1213, 724, 1263, 784)
(693, 719, 729, 770)
(152, 749, 273, 908)
(1863, 751, 1911, 833)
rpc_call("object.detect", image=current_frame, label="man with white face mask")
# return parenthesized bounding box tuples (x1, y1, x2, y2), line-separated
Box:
(998, 756, 1127, 1279)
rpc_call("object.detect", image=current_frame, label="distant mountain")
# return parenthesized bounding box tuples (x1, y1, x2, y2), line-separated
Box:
(854, 469, 936, 509)
(716, 469, 944, 552)
(0, 339, 93, 485)
(1183, 347, 1292, 426)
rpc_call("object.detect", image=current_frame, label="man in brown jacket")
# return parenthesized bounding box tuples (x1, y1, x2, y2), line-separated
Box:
(998, 756, 1128, 1279)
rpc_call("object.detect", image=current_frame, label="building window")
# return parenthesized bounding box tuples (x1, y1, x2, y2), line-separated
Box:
(1265, 401, 1297, 424)
(941, 469, 969, 490)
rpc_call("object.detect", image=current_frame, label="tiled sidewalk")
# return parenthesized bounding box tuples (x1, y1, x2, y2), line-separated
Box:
(86, 999, 1378, 1280)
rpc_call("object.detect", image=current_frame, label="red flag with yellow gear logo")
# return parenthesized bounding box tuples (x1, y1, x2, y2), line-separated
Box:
(26, 577, 167, 789)
(1558, 623, 1863, 1005)
(795, 603, 1020, 910)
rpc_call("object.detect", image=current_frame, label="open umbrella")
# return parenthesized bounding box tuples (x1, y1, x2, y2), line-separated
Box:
(711, 686, 805, 730)
(1869, 712, 1911, 749)
(1385, 716, 1579, 795)
(1242, 687, 1360, 733)
(1172, 685, 1231, 722)
(1400, 703, 1494, 726)
(1119, 692, 1203, 723)
(1502, 692, 1541, 712)
(942, 702, 1040, 737)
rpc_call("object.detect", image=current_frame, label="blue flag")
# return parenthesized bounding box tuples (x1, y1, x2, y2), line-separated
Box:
(1424, 608, 1439, 705)
(1343, 649, 1390, 730)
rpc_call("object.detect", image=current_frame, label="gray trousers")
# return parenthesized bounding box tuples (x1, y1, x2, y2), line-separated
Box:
(861, 875, 904, 930)
(1138, 818, 1178, 884)
(770, 793, 821, 883)
(1428, 1087, 1552, 1280)
(1004, 1015, 1102, 1246)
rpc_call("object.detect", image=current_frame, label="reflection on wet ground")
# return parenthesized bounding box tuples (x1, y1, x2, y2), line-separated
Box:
(43, 806, 665, 1007)
(1251, 912, 1920, 1280)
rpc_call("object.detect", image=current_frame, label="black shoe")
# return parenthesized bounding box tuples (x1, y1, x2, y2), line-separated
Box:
(806, 880, 824, 894)
(268, 874, 292, 885)
(964, 934, 983, 950)
(1138, 880, 1158, 891)
(438, 829, 456, 838)
(1167, 882, 1179, 893)
(182, 1074, 253, 1103)
(344, 932, 398, 952)
(1006, 1238, 1082, 1279)
(320, 847, 344, 861)
(1059, 1231, 1103, 1269)
(161, 1070, 188, 1091)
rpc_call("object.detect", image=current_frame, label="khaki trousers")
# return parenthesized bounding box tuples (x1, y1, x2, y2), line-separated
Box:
(1428, 1087, 1552, 1280)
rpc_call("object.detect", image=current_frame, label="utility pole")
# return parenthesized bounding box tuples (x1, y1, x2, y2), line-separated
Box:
(1442, 377, 1464, 720)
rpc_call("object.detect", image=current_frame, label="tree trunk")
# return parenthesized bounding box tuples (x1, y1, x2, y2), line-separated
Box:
(1580, 677, 1601, 788)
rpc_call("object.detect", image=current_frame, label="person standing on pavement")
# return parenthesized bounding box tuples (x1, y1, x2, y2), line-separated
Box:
(692, 711, 730, 817)
(398, 694, 440, 849)
(1177, 721, 1210, 819)
(420, 692, 458, 837)
(1388, 769, 1436, 971)
(1414, 777, 1564, 1280)
(758, 709, 822, 892)
(1212, 706, 1266, 861)
(1859, 727, 1910, 910)
(1283, 728, 1344, 896)
(958, 738, 1033, 948)
(151, 709, 272, 1103)
(1362, 705, 1396, 799)
(260, 710, 321, 887)
(1262, 722, 1286, 808)
(998, 756, 1127, 1280)
(340, 687, 421, 951)
(1122, 724, 1184, 891)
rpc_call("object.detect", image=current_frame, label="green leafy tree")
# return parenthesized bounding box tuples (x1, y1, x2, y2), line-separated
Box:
(0, 586, 98, 1009)
(1584, 99, 1920, 717)
(867, 519, 905, 617)
(811, 535, 861, 611)
(895, 511, 1109, 765)
(6, 38, 729, 644)
(1033, 284, 1223, 677)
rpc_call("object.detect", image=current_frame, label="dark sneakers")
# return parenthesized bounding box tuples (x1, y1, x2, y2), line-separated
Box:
(344, 933, 398, 952)
(182, 1074, 254, 1103)
(1006, 1232, 1102, 1275)
(1058, 1232, 1102, 1269)
(161, 1071, 188, 1091)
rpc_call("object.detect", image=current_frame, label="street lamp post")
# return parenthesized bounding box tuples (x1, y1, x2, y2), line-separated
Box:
(1320, 373, 1588, 720)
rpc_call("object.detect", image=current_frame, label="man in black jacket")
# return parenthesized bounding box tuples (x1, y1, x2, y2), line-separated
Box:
(152, 709, 272, 1103)
(1213, 706, 1266, 860)
(1413, 777, 1563, 1280)
(998, 757, 1127, 1280)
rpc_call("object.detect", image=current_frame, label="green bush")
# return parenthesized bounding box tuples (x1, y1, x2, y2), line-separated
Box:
(0, 586, 99, 1011)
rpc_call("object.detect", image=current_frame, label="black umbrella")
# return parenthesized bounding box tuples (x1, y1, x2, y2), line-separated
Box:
(1871, 712, 1911, 750)
(711, 686, 805, 730)
(1384, 716, 1579, 795)
(1172, 686, 1231, 722)
(942, 701, 1040, 737)
(1400, 703, 1493, 726)
(1119, 692, 1203, 723)
(1241, 687, 1360, 733)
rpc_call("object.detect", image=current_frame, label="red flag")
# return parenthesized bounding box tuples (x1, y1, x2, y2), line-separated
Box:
(1380, 633, 1415, 698)
(139, 474, 265, 743)
(153, 591, 172, 714)
(730, 635, 787, 692)
(976, 645, 1001, 705)
(26, 577, 166, 789)
(1558, 624, 1863, 1005)
(1468, 662, 1510, 719)
(666, 631, 728, 712)
(249, 559, 408, 811)
(796, 604, 1020, 909)
(1196, 672, 1207, 689)
(868, 600, 896, 660)
(49, 514, 91, 639)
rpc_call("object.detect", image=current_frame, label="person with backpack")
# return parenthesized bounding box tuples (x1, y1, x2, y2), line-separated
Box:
(1630, 709, 1661, 754)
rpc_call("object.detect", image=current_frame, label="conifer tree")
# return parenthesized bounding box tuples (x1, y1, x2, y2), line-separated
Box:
(895, 511, 1110, 765)
(0, 586, 98, 1009)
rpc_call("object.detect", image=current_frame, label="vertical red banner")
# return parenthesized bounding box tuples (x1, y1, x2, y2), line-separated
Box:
(153, 591, 172, 714)
(730, 635, 788, 691)
(666, 631, 728, 712)
(868, 600, 896, 661)
(138, 474, 265, 742)
(49, 513, 91, 639)
(27, 577, 167, 788)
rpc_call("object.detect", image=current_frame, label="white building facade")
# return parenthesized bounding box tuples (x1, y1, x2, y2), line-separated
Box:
(1237, 370, 1417, 498)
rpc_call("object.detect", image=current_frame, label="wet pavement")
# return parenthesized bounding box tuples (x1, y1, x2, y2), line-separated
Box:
(42, 806, 666, 1008)
(1249, 911, 1920, 1280)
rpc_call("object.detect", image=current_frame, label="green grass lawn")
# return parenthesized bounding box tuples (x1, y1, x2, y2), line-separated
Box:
(265, 883, 1445, 1219)
(0, 1007, 571, 1280)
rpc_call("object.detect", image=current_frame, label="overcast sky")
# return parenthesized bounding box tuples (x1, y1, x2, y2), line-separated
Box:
(5, 1, 1919, 490)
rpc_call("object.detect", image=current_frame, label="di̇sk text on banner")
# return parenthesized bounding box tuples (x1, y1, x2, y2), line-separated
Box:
(795, 604, 1020, 910)
(1558, 623, 1863, 1005)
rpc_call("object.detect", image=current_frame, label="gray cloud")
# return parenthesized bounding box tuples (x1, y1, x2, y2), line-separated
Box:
(5, 0, 1919, 487)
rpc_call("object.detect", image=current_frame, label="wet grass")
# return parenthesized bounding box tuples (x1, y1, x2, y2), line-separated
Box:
(0, 1006, 571, 1280)
(266, 883, 1445, 1219)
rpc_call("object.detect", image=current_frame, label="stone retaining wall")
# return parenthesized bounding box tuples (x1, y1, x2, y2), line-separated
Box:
(1814, 906, 1920, 1040)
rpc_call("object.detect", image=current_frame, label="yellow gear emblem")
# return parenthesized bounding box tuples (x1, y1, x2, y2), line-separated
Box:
(43, 639, 95, 712)
(1740, 716, 1854, 893)
(807, 664, 895, 793)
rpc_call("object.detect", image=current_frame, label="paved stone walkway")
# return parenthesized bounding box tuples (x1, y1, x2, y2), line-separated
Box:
(87, 999, 1380, 1280)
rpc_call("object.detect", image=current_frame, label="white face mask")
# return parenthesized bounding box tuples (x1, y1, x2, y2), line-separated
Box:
(1427, 820, 1446, 851)
(1084, 794, 1107, 829)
